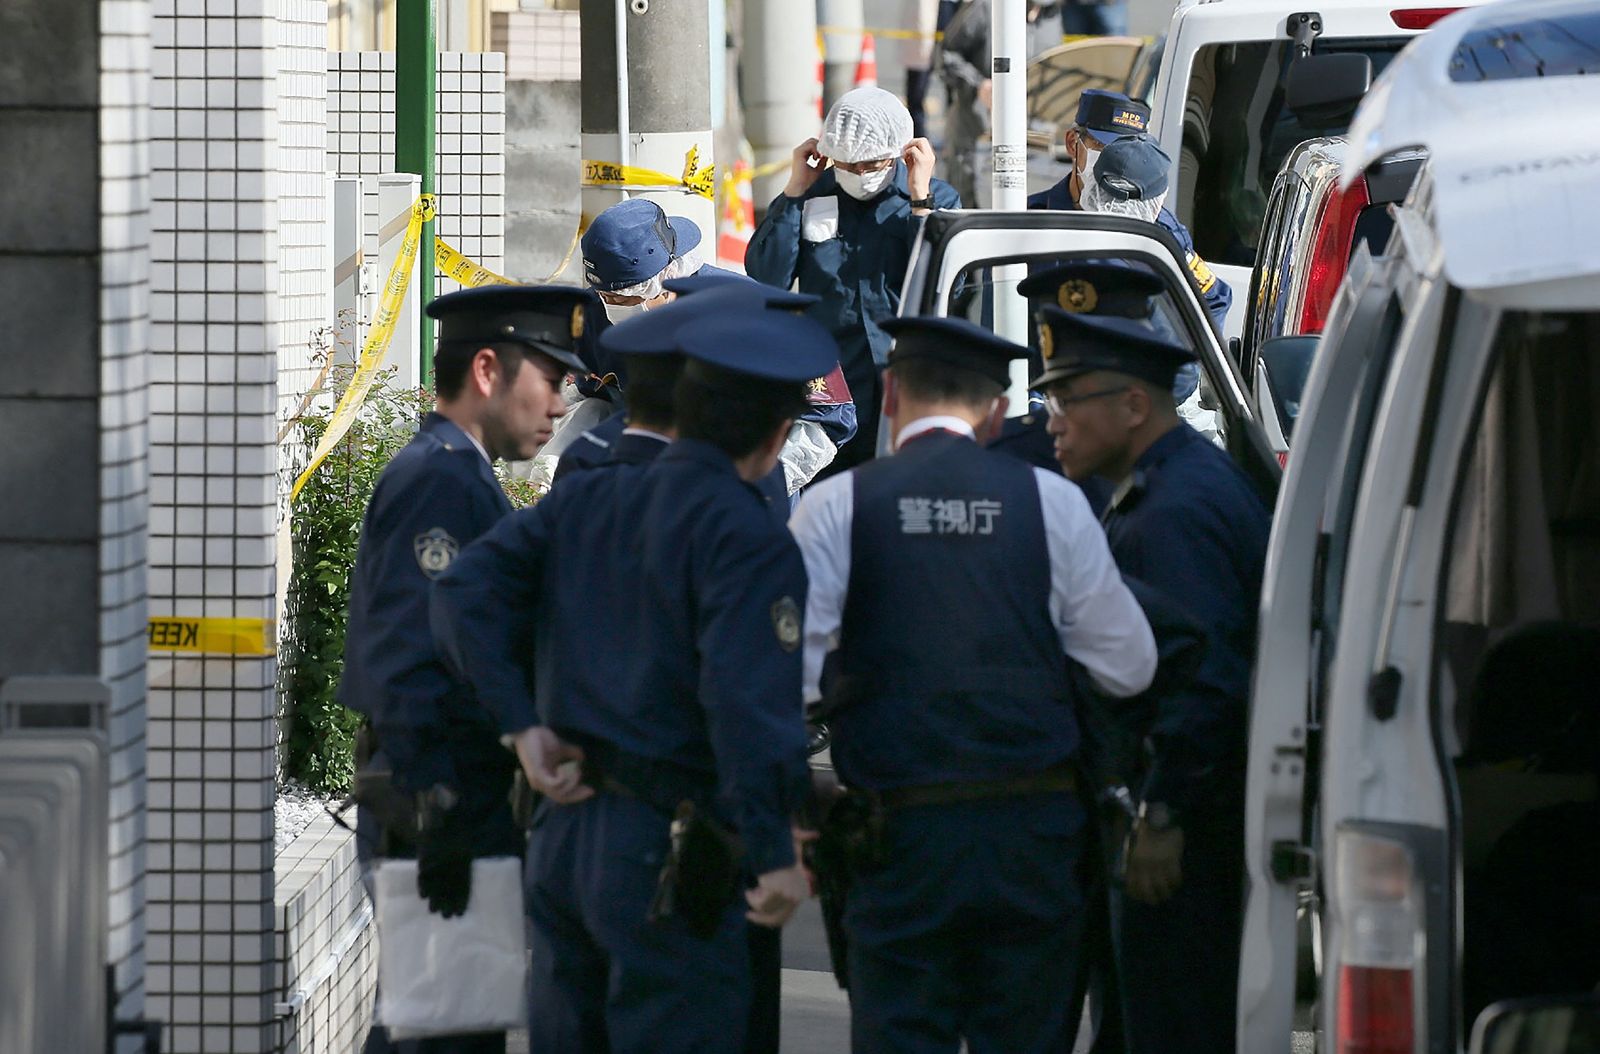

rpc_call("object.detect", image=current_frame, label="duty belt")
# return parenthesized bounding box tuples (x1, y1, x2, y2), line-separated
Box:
(576, 738, 717, 819)
(876, 763, 1077, 811)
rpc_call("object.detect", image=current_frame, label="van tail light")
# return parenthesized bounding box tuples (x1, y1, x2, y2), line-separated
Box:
(1298, 176, 1370, 334)
(1277, 450, 1290, 469)
(1335, 829, 1424, 1054)
(1390, 8, 1461, 29)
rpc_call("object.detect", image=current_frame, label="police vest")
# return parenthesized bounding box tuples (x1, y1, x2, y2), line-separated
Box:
(833, 431, 1081, 789)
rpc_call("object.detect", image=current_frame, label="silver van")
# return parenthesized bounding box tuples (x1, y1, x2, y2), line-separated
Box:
(1239, 2, 1600, 1051)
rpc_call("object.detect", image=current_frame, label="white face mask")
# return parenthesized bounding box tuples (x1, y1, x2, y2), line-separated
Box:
(835, 164, 895, 201)
(1079, 145, 1102, 184)
(603, 301, 645, 324)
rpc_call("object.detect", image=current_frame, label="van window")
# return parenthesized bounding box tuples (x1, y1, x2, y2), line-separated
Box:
(1436, 310, 1600, 1037)
(1177, 40, 1405, 267)
(1449, 5, 1600, 81)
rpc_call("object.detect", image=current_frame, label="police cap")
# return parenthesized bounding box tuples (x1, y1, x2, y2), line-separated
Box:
(1075, 89, 1151, 144)
(426, 284, 597, 373)
(1016, 262, 1165, 319)
(662, 271, 821, 310)
(601, 283, 819, 358)
(1030, 308, 1195, 391)
(881, 315, 1028, 389)
(674, 311, 840, 383)
(1094, 135, 1171, 202)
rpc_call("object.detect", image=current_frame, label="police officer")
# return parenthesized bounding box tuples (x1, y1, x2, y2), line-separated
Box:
(554, 270, 856, 502)
(1029, 90, 1231, 331)
(989, 262, 1172, 482)
(748, 86, 961, 476)
(430, 310, 836, 1054)
(787, 315, 1158, 1052)
(1033, 308, 1270, 1054)
(338, 284, 594, 1053)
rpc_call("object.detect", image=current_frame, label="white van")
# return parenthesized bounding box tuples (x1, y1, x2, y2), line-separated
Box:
(1239, 2, 1600, 1052)
(1144, 0, 1492, 335)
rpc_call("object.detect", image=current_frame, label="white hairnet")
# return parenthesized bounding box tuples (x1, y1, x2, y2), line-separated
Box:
(1080, 181, 1168, 224)
(818, 87, 914, 164)
(607, 249, 705, 301)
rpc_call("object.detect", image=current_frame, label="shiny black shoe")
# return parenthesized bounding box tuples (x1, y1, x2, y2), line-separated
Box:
(806, 721, 831, 757)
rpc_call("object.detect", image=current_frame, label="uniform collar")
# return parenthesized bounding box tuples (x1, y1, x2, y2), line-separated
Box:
(622, 426, 673, 445)
(659, 437, 741, 475)
(1132, 422, 1196, 473)
(423, 412, 492, 465)
(895, 415, 976, 448)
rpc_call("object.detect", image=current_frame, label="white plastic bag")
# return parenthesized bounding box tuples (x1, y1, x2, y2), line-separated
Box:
(374, 857, 526, 1039)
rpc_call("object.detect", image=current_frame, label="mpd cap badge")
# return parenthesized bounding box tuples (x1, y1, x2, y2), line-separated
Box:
(570, 304, 586, 340)
(1038, 322, 1055, 361)
(1058, 279, 1098, 314)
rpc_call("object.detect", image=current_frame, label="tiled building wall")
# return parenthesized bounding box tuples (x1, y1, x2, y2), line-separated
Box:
(0, 2, 152, 1050)
(276, 0, 332, 426)
(146, 1, 282, 1050)
(101, 2, 156, 1046)
(492, 9, 582, 82)
(327, 51, 507, 288)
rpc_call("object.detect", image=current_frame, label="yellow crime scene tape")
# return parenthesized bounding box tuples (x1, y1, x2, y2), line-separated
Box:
(290, 194, 436, 502)
(581, 146, 716, 200)
(435, 237, 515, 287)
(148, 616, 277, 656)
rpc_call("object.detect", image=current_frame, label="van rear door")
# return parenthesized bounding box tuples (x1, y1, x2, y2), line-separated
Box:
(900, 209, 1280, 495)
(1238, 247, 1411, 1052)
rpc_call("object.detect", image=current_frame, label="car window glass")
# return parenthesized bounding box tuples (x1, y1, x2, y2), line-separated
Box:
(1178, 40, 1406, 268)
(1449, 6, 1600, 81)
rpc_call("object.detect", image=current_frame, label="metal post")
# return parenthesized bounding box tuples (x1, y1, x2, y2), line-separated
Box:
(396, 0, 437, 384)
(580, 0, 716, 250)
(744, 0, 819, 209)
(990, 0, 1030, 405)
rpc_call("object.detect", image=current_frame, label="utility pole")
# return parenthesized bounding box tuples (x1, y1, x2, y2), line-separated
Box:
(580, 0, 716, 249)
(396, 0, 437, 381)
(990, 0, 1030, 404)
(745, 0, 820, 209)
(816, 0, 865, 114)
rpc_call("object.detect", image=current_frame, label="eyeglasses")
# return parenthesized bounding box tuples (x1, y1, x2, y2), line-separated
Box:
(1044, 386, 1130, 416)
(832, 157, 896, 175)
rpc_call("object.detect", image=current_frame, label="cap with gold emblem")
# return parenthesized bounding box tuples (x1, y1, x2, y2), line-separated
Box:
(425, 284, 598, 373)
(881, 314, 1029, 388)
(1029, 308, 1195, 391)
(1015, 262, 1165, 320)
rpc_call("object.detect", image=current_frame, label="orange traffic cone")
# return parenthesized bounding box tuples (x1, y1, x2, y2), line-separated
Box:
(854, 32, 878, 89)
(815, 31, 826, 117)
(716, 160, 756, 271)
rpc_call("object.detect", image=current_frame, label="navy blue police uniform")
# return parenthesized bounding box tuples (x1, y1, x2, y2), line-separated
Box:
(338, 284, 594, 1054)
(547, 283, 831, 1054)
(430, 310, 836, 1054)
(1027, 90, 1231, 332)
(789, 316, 1159, 1054)
(747, 162, 961, 476)
(1032, 309, 1270, 1054)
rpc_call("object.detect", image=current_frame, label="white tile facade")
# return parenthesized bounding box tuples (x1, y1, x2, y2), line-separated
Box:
(146, 0, 283, 1048)
(102, 3, 155, 1049)
(492, 9, 582, 82)
(327, 51, 507, 293)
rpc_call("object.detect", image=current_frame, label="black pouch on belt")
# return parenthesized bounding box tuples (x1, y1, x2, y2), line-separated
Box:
(648, 799, 744, 939)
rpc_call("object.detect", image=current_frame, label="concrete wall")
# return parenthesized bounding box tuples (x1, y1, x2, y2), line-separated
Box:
(0, 3, 154, 1050)
(504, 80, 582, 284)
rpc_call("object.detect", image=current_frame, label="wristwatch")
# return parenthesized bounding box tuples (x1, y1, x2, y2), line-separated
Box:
(908, 194, 936, 210)
(1139, 800, 1177, 832)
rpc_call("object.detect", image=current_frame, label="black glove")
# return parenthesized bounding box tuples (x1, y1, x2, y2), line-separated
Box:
(415, 785, 473, 918)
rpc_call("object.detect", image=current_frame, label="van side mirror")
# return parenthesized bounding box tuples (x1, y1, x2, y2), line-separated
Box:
(1259, 335, 1319, 437)
(1285, 53, 1373, 126)
(1470, 995, 1600, 1054)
